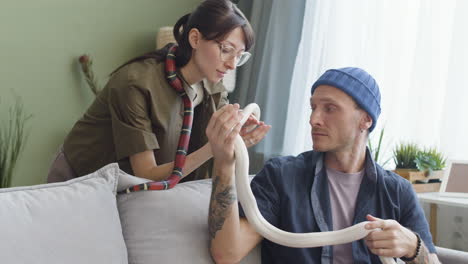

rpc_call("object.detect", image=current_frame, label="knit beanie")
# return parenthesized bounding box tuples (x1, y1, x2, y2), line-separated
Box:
(311, 67, 381, 132)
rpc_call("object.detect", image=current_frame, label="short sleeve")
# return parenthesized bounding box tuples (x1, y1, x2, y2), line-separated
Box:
(109, 84, 159, 160)
(239, 161, 280, 227)
(399, 181, 436, 253)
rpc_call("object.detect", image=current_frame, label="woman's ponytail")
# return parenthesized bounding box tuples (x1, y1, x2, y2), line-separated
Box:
(173, 13, 193, 67)
(173, 13, 191, 45)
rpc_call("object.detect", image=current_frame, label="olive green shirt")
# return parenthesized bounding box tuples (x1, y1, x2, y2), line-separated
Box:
(63, 58, 228, 180)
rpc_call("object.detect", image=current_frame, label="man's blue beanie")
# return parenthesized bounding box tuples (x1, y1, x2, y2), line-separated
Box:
(311, 67, 381, 132)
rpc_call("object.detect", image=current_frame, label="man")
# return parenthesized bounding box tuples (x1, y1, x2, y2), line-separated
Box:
(206, 67, 439, 263)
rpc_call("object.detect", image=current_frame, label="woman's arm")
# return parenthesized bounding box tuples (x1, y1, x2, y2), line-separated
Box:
(129, 143, 212, 181)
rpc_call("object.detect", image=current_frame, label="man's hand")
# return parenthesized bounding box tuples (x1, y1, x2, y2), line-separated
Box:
(364, 214, 418, 259)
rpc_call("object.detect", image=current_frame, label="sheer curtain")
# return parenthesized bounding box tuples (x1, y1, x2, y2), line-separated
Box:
(285, 0, 468, 165)
(233, 0, 306, 172)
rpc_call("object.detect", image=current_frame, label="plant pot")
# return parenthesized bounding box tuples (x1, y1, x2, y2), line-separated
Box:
(427, 170, 444, 180)
(411, 182, 442, 193)
(395, 169, 445, 193)
(394, 169, 445, 183)
(394, 168, 419, 181)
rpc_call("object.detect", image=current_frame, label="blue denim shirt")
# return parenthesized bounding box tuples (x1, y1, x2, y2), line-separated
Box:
(239, 150, 435, 263)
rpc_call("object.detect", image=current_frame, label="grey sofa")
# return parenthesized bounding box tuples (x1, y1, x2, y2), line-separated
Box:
(434, 246, 468, 264)
(1, 163, 467, 263)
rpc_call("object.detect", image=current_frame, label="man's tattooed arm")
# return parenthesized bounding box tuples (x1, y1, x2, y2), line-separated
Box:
(208, 176, 237, 240)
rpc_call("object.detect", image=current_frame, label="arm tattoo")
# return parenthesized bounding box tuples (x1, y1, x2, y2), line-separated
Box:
(406, 240, 439, 264)
(208, 176, 237, 240)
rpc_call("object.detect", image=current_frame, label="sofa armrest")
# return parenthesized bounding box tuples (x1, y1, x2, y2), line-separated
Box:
(435, 246, 468, 264)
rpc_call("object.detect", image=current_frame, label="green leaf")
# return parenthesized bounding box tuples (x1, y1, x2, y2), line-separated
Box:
(0, 95, 32, 188)
(393, 142, 420, 169)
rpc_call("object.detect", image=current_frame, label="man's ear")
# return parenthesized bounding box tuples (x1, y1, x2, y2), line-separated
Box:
(188, 28, 201, 49)
(360, 112, 373, 131)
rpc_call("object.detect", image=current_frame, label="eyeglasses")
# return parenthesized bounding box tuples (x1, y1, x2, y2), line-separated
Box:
(216, 41, 251, 67)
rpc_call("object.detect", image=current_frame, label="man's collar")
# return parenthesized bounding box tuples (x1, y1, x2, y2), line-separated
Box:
(314, 147, 378, 183)
(364, 147, 378, 183)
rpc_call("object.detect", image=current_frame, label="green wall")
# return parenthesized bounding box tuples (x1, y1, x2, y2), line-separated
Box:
(0, 0, 200, 186)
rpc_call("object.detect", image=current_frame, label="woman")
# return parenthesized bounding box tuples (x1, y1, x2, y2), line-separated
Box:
(48, 0, 270, 183)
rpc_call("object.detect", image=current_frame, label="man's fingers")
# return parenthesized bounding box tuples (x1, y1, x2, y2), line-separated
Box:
(366, 229, 399, 241)
(365, 221, 385, 230)
(366, 238, 407, 258)
(367, 247, 395, 258)
(366, 214, 381, 222)
(365, 238, 397, 250)
(365, 215, 398, 231)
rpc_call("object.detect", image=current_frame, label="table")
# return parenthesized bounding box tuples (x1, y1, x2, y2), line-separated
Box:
(417, 192, 468, 243)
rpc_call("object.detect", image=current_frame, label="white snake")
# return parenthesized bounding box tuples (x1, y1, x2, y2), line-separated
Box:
(236, 103, 395, 264)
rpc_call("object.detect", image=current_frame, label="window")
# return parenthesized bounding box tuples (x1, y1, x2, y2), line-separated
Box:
(285, 0, 468, 165)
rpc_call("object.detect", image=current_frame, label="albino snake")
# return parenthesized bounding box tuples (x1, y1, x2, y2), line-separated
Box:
(236, 103, 395, 264)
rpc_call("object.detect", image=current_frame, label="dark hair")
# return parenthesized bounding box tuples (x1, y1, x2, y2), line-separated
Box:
(112, 0, 254, 74)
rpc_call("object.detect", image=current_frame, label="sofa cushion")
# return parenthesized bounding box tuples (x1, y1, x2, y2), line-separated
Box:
(0, 163, 128, 264)
(117, 174, 261, 264)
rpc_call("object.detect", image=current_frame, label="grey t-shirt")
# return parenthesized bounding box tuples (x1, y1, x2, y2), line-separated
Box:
(326, 167, 365, 264)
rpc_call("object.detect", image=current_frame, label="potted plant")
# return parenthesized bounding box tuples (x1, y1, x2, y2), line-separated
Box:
(393, 142, 420, 180)
(415, 147, 446, 179)
(393, 143, 447, 193)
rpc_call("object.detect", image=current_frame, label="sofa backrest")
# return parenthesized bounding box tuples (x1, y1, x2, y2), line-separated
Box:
(0, 164, 128, 264)
(117, 172, 261, 264)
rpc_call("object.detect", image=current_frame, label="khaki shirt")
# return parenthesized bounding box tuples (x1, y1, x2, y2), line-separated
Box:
(63, 58, 228, 180)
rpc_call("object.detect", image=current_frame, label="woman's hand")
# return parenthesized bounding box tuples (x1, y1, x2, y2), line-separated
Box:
(240, 114, 271, 148)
